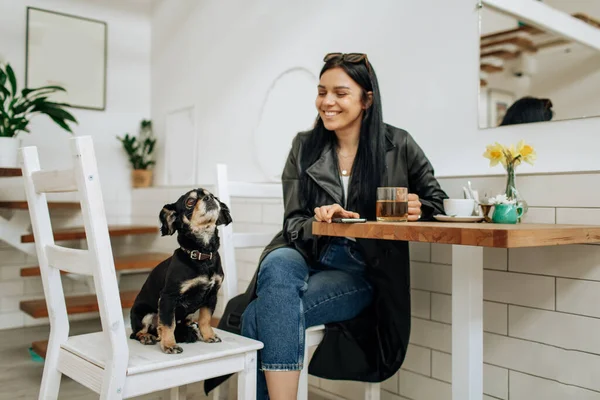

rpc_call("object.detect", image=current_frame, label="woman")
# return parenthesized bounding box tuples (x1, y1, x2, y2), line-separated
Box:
(500, 96, 554, 126)
(205, 53, 447, 399)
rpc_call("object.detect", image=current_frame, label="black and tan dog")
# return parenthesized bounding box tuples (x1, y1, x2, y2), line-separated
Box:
(129, 188, 232, 354)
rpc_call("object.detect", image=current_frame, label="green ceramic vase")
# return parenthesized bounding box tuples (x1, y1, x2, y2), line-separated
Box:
(492, 204, 524, 224)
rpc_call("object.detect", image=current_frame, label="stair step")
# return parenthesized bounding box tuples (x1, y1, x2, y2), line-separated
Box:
(0, 168, 22, 177)
(0, 201, 80, 210)
(20, 252, 170, 277)
(21, 225, 158, 243)
(20, 290, 140, 319)
(30, 318, 221, 359)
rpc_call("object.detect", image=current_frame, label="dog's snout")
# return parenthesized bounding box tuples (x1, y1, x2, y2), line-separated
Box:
(201, 193, 214, 202)
(201, 193, 218, 211)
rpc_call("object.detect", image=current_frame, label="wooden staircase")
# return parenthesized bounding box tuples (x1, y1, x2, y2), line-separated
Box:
(21, 290, 141, 318)
(20, 252, 169, 277)
(20, 225, 159, 243)
(19, 253, 170, 318)
(0, 167, 23, 177)
(0, 201, 80, 210)
(480, 12, 600, 86)
(0, 167, 167, 354)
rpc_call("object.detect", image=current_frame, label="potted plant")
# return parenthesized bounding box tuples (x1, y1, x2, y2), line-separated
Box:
(0, 63, 77, 167)
(117, 119, 156, 188)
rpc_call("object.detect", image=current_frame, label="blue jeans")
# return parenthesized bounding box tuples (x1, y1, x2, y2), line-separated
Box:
(241, 238, 373, 399)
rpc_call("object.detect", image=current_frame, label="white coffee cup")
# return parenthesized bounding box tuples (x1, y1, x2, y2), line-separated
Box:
(443, 199, 475, 217)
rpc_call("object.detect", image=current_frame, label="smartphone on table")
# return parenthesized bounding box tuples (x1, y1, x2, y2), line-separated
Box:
(331, 218, 367, 223)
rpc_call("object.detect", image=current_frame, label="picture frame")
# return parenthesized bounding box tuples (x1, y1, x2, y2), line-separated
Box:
(487, 88, 515, 127)
(25, 7, 107, 111)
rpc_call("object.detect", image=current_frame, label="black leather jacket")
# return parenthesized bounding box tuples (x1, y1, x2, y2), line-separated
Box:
(204, 124, 447, 393)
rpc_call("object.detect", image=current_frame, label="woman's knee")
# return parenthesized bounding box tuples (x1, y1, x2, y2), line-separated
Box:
(257, 247, 309, 290)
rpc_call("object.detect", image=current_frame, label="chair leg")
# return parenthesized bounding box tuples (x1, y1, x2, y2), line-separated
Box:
(364, 383, 380, 400)
(37, 346, 62, 400)
(297, 343, 310, 400)
(211, 386, 221, 400)
(237, 352, 257, 400)
(211, 380, 231, 400)
(170, 385, 187, 400)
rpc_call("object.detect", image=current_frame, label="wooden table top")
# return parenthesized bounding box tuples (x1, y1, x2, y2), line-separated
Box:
(312, 221, 600, 248)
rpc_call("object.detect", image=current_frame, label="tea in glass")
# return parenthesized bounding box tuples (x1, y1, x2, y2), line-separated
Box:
(376, 187, 409, 222)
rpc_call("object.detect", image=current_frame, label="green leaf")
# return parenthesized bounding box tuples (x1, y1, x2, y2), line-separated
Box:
(32, 102, 77, 124)
(21, 86, 65, 97)
(12, 96, 46, 114)
(0, 85, 9, 99)
(5, 64, 17, 96)
(48, 115, 73, 133)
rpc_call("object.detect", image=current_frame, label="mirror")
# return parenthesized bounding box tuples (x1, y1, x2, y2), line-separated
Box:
(478, 1, 600, 128)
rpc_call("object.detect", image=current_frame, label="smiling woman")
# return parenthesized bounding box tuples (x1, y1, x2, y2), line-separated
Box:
(210, 52, 448, 399)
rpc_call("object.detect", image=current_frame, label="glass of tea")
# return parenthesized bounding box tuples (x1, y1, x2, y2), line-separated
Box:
(376, 187, 409, 222)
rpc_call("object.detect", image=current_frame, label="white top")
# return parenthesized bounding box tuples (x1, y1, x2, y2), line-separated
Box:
(341, 175, 356, 242)
(341, 175, 350, 207)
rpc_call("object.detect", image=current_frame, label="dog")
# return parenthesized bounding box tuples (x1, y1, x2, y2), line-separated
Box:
(129, 188, 232, 354)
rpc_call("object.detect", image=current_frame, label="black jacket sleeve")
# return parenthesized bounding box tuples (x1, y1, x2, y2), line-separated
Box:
(405, 133, 448, 220)
(281, 135, 315, 244)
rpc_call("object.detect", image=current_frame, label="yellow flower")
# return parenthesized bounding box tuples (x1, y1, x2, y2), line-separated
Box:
(483, 142, 506, 167)
(516, 140, 536, 165)
(504, 144, 519, 166)
(484, 140, 536, 170)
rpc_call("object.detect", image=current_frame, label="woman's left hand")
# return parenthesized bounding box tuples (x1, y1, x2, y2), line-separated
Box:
(407, 193, 422, 221)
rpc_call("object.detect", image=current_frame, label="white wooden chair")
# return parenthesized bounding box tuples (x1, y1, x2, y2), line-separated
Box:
(215, 164, 380, 400)
(20, 136, 262, 400)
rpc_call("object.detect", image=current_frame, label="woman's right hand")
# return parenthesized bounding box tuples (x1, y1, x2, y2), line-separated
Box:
(314, 204, 360, 223)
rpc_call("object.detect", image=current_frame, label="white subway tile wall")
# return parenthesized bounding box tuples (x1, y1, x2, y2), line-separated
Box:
(1, 173, 599, 399)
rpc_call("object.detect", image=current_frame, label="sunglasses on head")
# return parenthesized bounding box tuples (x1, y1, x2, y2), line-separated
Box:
(323, 52, 372, 72)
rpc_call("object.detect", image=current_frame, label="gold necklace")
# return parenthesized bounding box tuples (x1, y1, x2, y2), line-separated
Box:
(337, 148, 356, 176)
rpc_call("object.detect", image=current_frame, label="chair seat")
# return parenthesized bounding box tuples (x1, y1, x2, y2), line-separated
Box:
(306, 324, 324, 333)
(306, 324, 325, 347)
(61, 328, 263, 376)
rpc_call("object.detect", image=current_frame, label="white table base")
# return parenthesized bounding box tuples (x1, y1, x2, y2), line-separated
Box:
(452, 245, 484, 400)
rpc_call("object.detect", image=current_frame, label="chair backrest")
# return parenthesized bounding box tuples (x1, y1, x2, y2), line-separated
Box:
(20, 136, 129, 367)
(215, 164, 283, 309)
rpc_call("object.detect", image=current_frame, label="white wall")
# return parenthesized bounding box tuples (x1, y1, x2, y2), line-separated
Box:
(0, 0, 151, 220)
(151, 0, 600, 184)
(0, 0, 151, 329)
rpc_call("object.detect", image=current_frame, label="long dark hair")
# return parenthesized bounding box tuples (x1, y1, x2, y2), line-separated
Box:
(300, 54, 387, 220)
(500, 96, 554, 126)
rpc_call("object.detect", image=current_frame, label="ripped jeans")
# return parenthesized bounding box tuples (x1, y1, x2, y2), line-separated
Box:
(241, 238, 373, 399)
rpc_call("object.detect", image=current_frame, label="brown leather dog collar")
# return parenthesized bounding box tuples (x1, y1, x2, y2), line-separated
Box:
(180, 247, 213, 261)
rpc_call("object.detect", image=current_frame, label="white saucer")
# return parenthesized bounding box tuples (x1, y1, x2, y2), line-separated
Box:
(434, 215, 484, 223)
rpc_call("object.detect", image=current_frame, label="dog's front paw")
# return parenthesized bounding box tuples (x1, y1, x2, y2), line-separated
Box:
(160, 340, 183, 354)
(161, 344, 183, 354)
(138, 333, 158, 345)
(201, 333, 221, 343)
(207, 334, 222, 343)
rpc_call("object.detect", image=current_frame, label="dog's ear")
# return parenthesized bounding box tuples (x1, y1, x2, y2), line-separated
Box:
(159, 203, 178, 236)
(216, 198, 233, 226)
